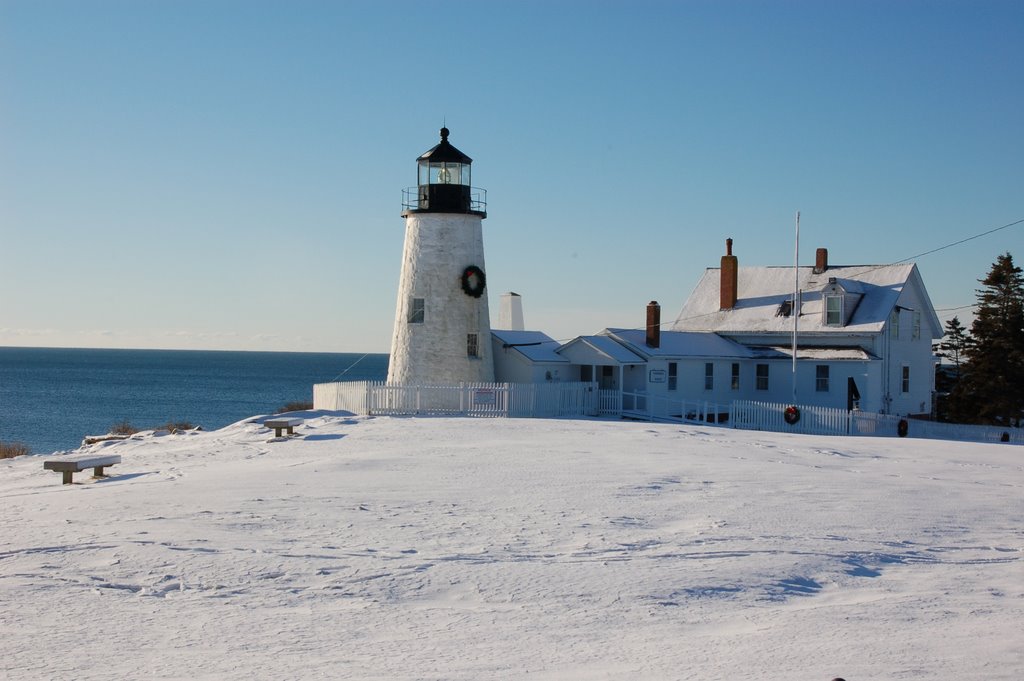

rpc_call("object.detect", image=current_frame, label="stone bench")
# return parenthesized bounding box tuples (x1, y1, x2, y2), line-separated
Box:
(43, 454, 122, 485)
(264, 417, 303, 438)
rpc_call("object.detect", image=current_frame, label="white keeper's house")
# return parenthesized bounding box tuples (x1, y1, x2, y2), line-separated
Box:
(493, 239, 943, 419)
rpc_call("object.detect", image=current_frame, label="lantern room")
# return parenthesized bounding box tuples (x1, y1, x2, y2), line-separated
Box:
(402, 127, 486, 217)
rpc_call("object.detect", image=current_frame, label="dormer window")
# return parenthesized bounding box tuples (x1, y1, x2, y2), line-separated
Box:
(821, 277, 849, 327)
(825, 295, 843, 326)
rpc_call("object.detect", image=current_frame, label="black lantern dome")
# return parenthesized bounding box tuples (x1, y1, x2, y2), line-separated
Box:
(402, 127, 486, 217)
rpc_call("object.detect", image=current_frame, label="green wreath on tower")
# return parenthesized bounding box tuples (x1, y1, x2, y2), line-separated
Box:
(461, 265, 486, 298)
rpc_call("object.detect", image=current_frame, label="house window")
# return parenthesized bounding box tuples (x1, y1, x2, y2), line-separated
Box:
(756, 363, 769, 390)
(816, 365, 829, 392)
(668, 362, 677, 391)
(890, 309, 900, 339)
(408, 297, 425, 323)
(912, 311, 921, 340)
(731, 363, 740, 390)
(902, 365, 910, 393)
(825, 295, 843, 326)
(467, 333, 479, 358)
(704, 363, 714, 390)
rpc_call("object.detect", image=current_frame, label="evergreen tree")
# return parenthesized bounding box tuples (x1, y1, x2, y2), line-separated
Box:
(933, 316, 972, 422)
(934, 316, 972, 377)
(954, 253, 1024, 426)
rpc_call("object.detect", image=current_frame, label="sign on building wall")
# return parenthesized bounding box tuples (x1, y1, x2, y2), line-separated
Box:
(474, 389, 497, 405)
(649, 369, 667, 383)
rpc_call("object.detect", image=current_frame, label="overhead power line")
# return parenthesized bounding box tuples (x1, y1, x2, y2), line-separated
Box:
(893, 217, 1024, 264)
(505, 215, 1024, 343)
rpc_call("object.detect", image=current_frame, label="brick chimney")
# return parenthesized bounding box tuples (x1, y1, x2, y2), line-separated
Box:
(720, 238, 738, 310)
(646, 301, 661, 348)
(814, 247, 828, 274)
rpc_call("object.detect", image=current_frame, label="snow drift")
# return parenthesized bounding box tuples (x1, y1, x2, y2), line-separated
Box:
(2, 413, 1021, 680)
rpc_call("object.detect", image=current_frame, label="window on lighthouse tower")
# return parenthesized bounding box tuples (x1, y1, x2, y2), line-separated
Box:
(408, 297, 425, 323)
(467, 333, 479, 358)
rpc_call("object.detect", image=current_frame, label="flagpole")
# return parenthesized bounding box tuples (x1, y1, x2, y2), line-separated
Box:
(792, 211, 800, 405)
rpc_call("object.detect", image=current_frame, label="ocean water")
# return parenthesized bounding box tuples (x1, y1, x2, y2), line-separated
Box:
(0, 347, 388, 455)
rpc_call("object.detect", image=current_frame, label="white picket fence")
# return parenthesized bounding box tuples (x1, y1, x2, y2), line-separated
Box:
(621, 392, 732, 425)
(731, 400, 854, 436)
(730, 400, 1023, 444)
(313, 382, 1021, 444)
(313, 381, 373, 414)
(878, 414, 1024, 444)
(313, 381, 599, 418)
(597, 389, 622, 415)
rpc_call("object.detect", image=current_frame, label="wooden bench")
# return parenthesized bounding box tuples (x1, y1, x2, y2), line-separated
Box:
(43, 454, 122, 485)
(264, 417, 303, 438)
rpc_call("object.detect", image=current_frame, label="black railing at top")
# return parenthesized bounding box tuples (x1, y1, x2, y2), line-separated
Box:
(402, 186, 487, 214)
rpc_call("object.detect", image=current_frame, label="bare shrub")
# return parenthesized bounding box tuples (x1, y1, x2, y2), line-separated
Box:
(156, 422, 198, 433)
(0, 441, 30, 459)
(102, 420, 199, 439)
(110, 420, 138, 436)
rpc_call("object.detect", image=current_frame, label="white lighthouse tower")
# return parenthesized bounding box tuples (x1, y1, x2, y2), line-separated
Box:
(387, 128, 494, 385)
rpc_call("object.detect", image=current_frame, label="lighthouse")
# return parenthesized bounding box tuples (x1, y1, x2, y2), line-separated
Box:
(387, 128, 495, 385)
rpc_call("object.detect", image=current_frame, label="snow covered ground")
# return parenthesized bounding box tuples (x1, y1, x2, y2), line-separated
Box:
(2, 413, 1021, 680)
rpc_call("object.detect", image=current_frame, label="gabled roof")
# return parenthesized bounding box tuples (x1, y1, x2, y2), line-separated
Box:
(557, 335, 646, 365)
(603, 328, 754, 359)
(673, 263, 926, 335)
(491, 330, 567, 363)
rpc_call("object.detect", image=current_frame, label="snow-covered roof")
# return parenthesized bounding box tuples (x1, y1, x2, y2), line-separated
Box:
(557, 335, 646, 365)
(603, 328, 754, 359)
(673, 264, 918, 334)
(491, 329, 567, 363)
(749, 346, 878, 361)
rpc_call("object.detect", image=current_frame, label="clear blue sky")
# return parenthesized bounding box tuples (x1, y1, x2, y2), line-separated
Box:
(3, 0, 1021, 353)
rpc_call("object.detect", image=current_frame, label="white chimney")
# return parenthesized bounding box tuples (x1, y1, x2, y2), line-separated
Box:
(499, 292, 525, 330)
